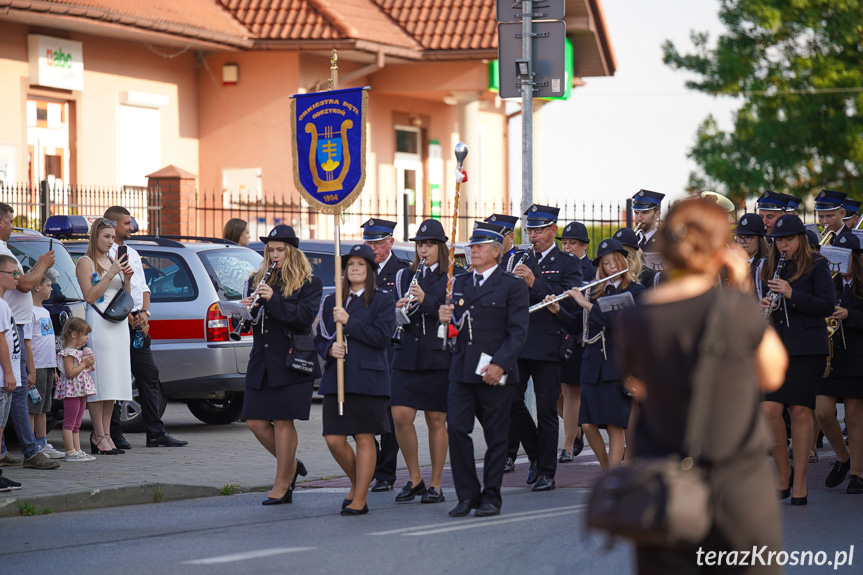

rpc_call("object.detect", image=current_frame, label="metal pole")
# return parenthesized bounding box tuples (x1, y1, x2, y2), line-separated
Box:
(403, 192, 409, 241)
(521, 0, 533, 225)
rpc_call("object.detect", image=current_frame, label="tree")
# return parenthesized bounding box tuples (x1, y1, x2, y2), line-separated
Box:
(663, 0, 863, 202)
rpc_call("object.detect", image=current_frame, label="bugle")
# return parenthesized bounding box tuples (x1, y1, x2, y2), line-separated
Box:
(229, 262, 277, 341)
(529, 268, 630, 313)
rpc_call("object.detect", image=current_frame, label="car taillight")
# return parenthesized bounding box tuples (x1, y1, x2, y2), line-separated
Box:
(206, 303, 230, 342)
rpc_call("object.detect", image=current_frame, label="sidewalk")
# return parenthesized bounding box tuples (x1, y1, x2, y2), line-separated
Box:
(0, 402, 843, 517)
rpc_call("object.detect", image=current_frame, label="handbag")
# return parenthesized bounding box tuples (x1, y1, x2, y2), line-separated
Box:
(91, 273, 135, 323)
(586, 291, 727, 546)
(285, 332, 321, 378)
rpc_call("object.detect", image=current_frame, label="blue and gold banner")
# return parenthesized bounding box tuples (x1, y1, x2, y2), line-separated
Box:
(291, 87, 368, 215)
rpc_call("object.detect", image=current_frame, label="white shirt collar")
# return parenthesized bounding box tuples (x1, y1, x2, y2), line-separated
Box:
(474, 265, 499, 283)
(377, 252, 393, 274)
(536, 244, 555, 261)
(349, 288, 366, 298)
(644, 228, 658, 242)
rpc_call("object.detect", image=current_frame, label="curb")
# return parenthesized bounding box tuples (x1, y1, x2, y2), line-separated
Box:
(0, 483, 223, 518)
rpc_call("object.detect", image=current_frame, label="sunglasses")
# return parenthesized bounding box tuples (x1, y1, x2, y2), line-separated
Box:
(101, 219, 118, 227)
(0, 270, 21, 278)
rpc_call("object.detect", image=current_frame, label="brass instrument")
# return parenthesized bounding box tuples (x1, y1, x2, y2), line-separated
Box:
(529, 268, 630, 313)
(701, 190, 736, 212)
(633, 222, 645, 246)
(763, 252, 788, 321)
(391, 257, 426, 344)
(825, 317, 840, 377)
(229, 262, 277, 341)
(820, 228, 837, 246)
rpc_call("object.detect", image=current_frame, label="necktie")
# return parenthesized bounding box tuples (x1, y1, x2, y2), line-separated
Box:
(474, 273, 482, 288)
(345, 293, 355, 308)
(605, 284, 617, 296)
(423, 266, 429, 279)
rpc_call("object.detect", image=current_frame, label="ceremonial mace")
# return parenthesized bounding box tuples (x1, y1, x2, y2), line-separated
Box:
(441, 142, 468, 349)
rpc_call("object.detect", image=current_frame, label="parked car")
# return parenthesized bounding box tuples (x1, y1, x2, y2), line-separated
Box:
(57, 229, 262, 429)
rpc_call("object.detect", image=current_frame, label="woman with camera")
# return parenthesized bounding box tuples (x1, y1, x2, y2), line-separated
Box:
(242, 225, 322, 506)
(316, 244, 395, 515)
(75, 218, 134, 455)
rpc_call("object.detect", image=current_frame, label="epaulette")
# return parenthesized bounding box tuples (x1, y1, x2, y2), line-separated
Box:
(504, 271, 520, 278)
(563, 251, 576, 258)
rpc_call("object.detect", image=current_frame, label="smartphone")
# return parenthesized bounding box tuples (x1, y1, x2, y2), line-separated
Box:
(117, 245, 128, 263)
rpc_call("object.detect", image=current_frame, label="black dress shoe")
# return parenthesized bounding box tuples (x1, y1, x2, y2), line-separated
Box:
(532, 475, 555, 492)
(146, 433, 188, 447)
(526, 461, 538, 485)
(778, 468, 793, 500)
(342, 498, 353, 510)
(572, 430, 584, 457)
(448, 500, 479, 517)
(262, 488, 293, 505)
(341, 504, 369, 516)
(474, 502, 501, 517)
(503, 457, 516, 474)
(558, 449, 573, 463)
(790, 492, 808, 506)
(370, 479, 393, 492)
(420, 486, 445, 504)
(292, 459, 308, 489)
(846, 475, 863, 494)
(395, 480, 427, 502)
(826, 459, 851, 488)
(114, 436, 132, 450)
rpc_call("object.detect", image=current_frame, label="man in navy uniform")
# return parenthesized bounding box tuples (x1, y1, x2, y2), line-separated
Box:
(843, 198, 861, 230)
(756, 190, 788, 235)
(439, 222, 529, 517)
(631, 189, 665, 252)
(815, 189, 849, 244)
(557, 222, 596, 282)
(781, 193, 801, 214)
(361, 218, 410, 492)
(485, 214, 519, 259)
(506, 204, 582, 491)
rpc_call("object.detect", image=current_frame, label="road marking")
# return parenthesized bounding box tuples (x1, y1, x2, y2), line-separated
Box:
(369, 504, 586, 536)
(183, 547, 316, 565)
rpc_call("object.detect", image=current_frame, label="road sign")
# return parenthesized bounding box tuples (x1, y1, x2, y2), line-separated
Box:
(496, 0, 565, 22)
(497, 20, 566, 99)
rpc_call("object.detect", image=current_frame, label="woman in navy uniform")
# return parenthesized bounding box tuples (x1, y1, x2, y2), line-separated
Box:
(817, 232, 863, 494)
(242, 225, 322, 505)
(547, 238, 645, 471)
(757, 214, 834, 505)
(555, 222, 594, 462)
(438, 222, 529, 517)
(733, 213, 768, 280)
(390, 219, 454, 504)
(315, 244, 396, 515)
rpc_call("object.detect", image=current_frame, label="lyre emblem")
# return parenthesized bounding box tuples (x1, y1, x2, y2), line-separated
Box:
(305, 120, 354, 192)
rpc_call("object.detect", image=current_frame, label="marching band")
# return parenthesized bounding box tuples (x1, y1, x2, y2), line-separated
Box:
(233, 182, 863, 518)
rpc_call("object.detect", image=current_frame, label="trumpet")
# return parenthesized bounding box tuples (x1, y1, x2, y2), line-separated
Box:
(819, 227, 837, 246)
(529, 268, 630, 313)
(391, 257, 426, 344)
(229, 262, 277, 341)
(633, 222, 645, 246)
(763, 252, 787, 321)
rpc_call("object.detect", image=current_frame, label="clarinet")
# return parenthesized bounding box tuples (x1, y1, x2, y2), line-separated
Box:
(229, 262, 277, 341)
(392, 258, 426, 344)
(508, 243, 535, 272)
(763, 252, 788, 321)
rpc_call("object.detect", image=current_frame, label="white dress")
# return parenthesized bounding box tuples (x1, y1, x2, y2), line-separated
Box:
(80, 257, 133, 402)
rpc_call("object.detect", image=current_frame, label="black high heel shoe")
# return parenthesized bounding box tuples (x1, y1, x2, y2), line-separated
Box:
(778, 467, 794, 499)
(262, 487, 293, 506)
(291, 459, 308, 489)
(791, 491, 808, 506)
(90, 434, 119, 455)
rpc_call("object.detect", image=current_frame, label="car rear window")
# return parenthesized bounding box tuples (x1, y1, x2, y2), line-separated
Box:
(137, 251, 198, 302)
(197, 248, 262, 300)
(7, 238, 83, 303)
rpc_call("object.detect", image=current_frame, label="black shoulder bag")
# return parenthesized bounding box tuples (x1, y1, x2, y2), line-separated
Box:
(91, 267, 134, 323)
(586, 291, 727, 546)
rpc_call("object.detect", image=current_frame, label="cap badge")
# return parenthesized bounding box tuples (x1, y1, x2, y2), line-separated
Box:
(531, 206, 538, 212)
(841, 237, 847, 244)
(270, 229, 277, 236)
(615, 231, 622, 237)
(490, 215, 497, 221)
(421, 225, 427, 232)
(819, 192, 825, 198)
(777, 220, 783, 228)
(353, 245, 361, 251)
(601, 242, 607, 248)
(368, 219, 375, 226)
(638, 191, 645, 196)
(741, 217, 748, 226)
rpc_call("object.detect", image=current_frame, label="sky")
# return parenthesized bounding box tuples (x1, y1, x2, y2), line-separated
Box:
(530, 0, 741, 208)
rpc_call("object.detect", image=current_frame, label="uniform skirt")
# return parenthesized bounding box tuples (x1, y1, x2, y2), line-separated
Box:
(560, 349, 583, 386)
(764, 355, 825, 409)
(578, 379, 632, 428)
(322, 393, 391, 436)
(818, 376, 863, 400)
(390, 368, 449, 412)
(243, 372, 314, 421)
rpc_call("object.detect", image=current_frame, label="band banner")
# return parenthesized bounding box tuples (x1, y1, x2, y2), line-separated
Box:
(291, 87, 368, 215)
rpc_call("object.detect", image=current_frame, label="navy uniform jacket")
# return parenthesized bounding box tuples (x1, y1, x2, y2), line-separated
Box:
(377, 253, 411, 297)
(245, 275, 323, 389)
(555, 282, 646, 384)
(757, 257, 834, 356)
(507, 246, 583, 361)
(448, 267, 529, 384)
(827, 280, 863, 378)
(392, 266, 461, 372)
(315, 290, 396, 396)
(639, 267, 657, 288)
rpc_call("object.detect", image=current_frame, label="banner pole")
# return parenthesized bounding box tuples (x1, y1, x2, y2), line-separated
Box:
(329, 50, 346, 416)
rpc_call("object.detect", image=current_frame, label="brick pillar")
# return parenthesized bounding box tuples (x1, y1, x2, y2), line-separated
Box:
(146, 165, 197, 236)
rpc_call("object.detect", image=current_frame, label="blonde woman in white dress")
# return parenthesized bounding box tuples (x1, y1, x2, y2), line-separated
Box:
(75, 218, 134, 455)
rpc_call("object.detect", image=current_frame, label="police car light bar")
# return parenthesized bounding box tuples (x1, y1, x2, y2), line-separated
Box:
(43, 215, 139, 237)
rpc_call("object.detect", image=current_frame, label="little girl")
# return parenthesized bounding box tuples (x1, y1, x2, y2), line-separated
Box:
(55, 317, 97, 461)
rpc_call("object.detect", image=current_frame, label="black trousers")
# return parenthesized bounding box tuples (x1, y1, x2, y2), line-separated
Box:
(111, 333, 167, 440)
(510, 359, 561, 478)
(447, 380, 516, 508)
(373, 409, 400, 484)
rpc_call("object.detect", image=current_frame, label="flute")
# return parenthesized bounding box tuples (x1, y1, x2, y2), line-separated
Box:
(528, 268, 630, 313)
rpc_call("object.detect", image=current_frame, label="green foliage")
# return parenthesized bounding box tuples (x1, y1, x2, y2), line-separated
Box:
(154, 484, 163, 503)
(19, 502, 52, 516)
(220, 484, 239, 496)
(664, 0, 863, 201)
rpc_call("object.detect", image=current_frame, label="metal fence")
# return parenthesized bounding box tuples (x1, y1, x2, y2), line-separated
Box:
(0, 182, 161, 235)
